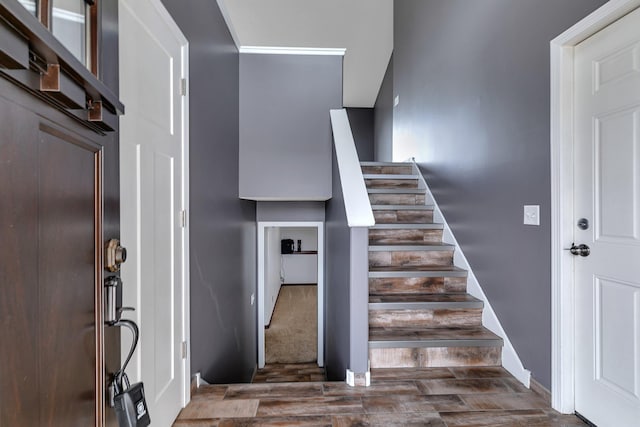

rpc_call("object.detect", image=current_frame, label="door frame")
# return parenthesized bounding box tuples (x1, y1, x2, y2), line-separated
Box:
(550, 0, 640, 413)
(179, 37, 191, 408)
(257, 221, 325, 368)
(118, 0, 191, 407)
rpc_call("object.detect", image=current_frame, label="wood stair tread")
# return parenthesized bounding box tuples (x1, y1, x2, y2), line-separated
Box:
(369, 243, 455, 250)
(368, 266, 468, 280)
(369, 293, 483, 308)
(370, 223, 443, 229)
(361, 161, 412, 167)
(368, 188, 425, 194)
(371, 205, 434, 210)
(369, 265, 465, 271)
(363, 174, 418, 180)
(369, 326, 502, 348)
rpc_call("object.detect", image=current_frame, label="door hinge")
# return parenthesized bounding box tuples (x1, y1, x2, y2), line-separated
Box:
(181, 341, 187, 359)
(180, 210, 187, 228)
(180, 78, 187, 96)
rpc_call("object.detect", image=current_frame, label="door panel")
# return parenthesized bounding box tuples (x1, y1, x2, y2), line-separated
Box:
(146, 148, 176, 395)
(38, 125, 102, 426)
(0, 97, 40, 427)
(119, 0, 187, 423)
(574, 7, 640, 426)
(595, 277, 639, 398)
(0, 85, 105, 425)
(595, 107, 640, 242)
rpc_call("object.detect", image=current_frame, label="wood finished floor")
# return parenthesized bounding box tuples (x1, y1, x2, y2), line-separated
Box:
(174, 366, 586, 426)
(253, 363, 327, 383)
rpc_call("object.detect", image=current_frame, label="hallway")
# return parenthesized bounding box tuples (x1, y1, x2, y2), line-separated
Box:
(173, 367, 586, 426)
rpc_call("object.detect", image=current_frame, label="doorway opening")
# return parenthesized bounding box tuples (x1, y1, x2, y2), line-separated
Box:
(257, 221, 324, 369)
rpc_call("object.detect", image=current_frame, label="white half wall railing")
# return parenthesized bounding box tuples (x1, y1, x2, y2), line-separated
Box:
(330, 109, 375, 228)
(329, 109, 374, 386)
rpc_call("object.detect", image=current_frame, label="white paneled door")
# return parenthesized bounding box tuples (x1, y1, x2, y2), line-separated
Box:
(119, 0, 189, 425)
(574, 7, 640, 426)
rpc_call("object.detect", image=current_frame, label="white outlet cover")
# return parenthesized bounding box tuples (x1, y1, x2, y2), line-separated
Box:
(393, 95, 399, 107)
(524, 205, 540, 226)
(250, 293, 255, 305)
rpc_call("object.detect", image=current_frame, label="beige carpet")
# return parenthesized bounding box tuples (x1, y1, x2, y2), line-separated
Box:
(266, 285, 317, 364)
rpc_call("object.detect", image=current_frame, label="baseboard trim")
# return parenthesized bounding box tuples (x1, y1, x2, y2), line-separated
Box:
(250, 365, 258, 384)
(190, 372, 211, 396)
(346, 369, 370, 387)
(190, 374, 198, 397)
(530, 378, 551, 404)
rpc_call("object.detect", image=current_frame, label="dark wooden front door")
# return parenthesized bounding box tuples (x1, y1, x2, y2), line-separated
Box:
(0, 77, 118, 425)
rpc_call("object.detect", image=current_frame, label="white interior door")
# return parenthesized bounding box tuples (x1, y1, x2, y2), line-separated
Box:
(574, 7, 640, 426)
(119, 0, 189, 424)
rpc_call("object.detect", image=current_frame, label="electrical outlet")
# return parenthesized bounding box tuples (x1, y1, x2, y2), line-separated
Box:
(394, 95, 399, 107)
(250, 293, 255, 305)
(524, 205, 540, 226)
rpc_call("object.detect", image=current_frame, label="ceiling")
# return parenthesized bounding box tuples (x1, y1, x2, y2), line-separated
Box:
(217, 0, 393, 108)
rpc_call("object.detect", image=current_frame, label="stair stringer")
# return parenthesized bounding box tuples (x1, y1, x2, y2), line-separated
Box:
(410, 159, 531, 387)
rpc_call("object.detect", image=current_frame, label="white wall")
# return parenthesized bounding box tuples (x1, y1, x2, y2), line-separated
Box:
(281, 227, 318, 251)
(281, 228, 318, 284)
(264, 227, 319, 323)
(282, 254, 317, 284)
(264, 227, 282, 325)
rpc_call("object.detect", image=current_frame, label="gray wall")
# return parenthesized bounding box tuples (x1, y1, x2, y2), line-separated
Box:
(162, 0, 257, 384)
(324, 144, 351, 381)
(348, 227, 370, 375)
(256, 201, 325, 222)
(239, 53, 343, 200)
(374, 54, 393, 162)
(100, 0, 118, 96)
(346, 108, 374, 162)
(391, 0, 606, 389)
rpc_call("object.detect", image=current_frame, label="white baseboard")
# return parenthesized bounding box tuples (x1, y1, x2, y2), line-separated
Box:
(346, 369, 371, 387)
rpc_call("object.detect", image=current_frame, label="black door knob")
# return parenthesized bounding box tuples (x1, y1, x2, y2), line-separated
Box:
(569, 243, 590, 257)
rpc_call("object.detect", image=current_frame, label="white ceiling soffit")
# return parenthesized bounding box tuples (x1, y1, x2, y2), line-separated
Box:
(217, 0, 393, 108)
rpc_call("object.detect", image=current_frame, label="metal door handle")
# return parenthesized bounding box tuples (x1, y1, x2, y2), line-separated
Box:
(566, 243, 590, 257)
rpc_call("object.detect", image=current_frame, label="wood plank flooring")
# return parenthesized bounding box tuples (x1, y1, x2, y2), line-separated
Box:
(174, 367, 586, 426)
(253, 363, 326, 383)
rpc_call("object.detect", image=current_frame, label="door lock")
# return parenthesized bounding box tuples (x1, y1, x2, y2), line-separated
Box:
(577, 218, 589, 230)
(106, 239, 127, 272)
(104, 276, 121, 324)
(567, 243, 590, 257)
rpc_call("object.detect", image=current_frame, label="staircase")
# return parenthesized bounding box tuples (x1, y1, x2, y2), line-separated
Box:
(362, 161, 503, 369)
